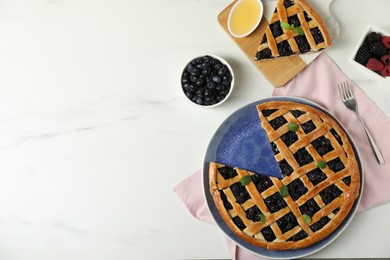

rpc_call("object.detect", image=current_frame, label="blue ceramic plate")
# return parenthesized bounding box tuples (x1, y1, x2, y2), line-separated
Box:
(202, 97, 363, 259)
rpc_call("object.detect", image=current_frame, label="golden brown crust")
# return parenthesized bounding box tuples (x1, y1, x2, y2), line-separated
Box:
(255, 0, 332, 61)
(208, 101, 360, 250)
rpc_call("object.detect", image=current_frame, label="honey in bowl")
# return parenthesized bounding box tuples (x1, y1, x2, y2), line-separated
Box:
(227, 0, 263, 38)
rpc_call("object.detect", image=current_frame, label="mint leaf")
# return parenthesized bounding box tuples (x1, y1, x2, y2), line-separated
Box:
(240, 175, 252, 186)
(280, 22, 291, 30)
(279, 184, 289, 198)
(259, 214, 266, 224)
(317, 161, 327, 169)
(302, 214, 311, 224)
(288, 122, 299, 132)
(293, 27, 304, 36)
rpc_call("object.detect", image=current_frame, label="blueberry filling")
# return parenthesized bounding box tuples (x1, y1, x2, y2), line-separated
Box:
(310, 27, 325, 44)
(311, 136, 334, 156)
(270, 116, 287, 130)
(261, 34, 267, 44)
(261, 226, 276, 242)
(281, 131, 298, 147)
(287, 179, 308, 201)
(310, 216, 330, 232)
(294, 148, 314, 166)
(304, 11, 312, 22)
(328, 157, 345, 172)
(307, 168, 327, 186)
(343, 176, 351, 186)
(330, 129, 343, 145)
(301, 120, 316, 134)
(231, 183, 250, 204)
(270, 22, 283, 38)
(333, 208, 340, 215)
(277, 40, 294, 56)
(256, 48, 272, 60)
(264, 193, 288, 213)
(290, 110, 305, 118)
(279, 159, 294, 176)
(295, 35, 310, 53)
(287, 230, 308, 241)
(299, 198, 320, 217)
(218, 166, 238, 180)
(283, 0, 293, 8)
(233, 216, 246, 230)
(271, 142, 279, 155)
(262, 109, 277, 117)
(252, 174, 273, 192)
(220, 191, 233, 210)
(288, 14, 301, 27)
(319, 184, 342, 205)
(246, 206, 264, 222)
(277, 212, 298, 233)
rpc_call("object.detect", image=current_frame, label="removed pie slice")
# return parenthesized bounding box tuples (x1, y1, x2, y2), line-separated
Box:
(254, 0, 332, 61)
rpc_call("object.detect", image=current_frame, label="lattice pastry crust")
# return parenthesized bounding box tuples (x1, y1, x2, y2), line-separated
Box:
(254, 0, 332, 61)
(209, 101, 360, 250)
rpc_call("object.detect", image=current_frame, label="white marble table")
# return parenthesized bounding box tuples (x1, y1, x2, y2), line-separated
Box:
(0, 0, 389, 259)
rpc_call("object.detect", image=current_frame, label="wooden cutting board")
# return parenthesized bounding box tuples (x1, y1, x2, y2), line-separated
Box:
(219, 0, 340, 88)
(217, 0, 307, 87)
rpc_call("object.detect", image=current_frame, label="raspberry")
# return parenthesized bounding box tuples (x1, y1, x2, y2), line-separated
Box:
(382, 36, 390, 49)
(380, 65, 390, 77)
(370, 41, 388, 57)
(355, 45, 371, 65)
(365, 32, 380, 44)
(366, 58, 384, 71)
(381, 54, 390, 66)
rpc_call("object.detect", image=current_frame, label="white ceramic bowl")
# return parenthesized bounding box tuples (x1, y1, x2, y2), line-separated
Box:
(349, 25, 390, 82)
(227, 0, 263, 38)
(181, 54, 234, 108)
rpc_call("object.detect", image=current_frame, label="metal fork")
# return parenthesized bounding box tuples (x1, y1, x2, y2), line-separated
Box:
(338, 81, 385, 164)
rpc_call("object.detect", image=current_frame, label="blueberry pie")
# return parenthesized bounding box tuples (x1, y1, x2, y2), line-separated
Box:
(209, 101, 360, 250)
(254, 0, 332, 61)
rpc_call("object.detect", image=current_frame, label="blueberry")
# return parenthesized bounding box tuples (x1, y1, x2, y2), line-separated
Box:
(216, 95, 225, 102)
(206, 81, 216, 90)
(218, 68, 226, 76)
(182, 77, 189, 84)
(187, 84, 196, 93)
(185, 92, 194, 99)
(196, 88, 205, 97)
(216, 84, 225, 91)
(212, 75, 221, 84)
(195, 97, 203, 105)
(204, 90, 212, 97)
(190, 67, 200, 76)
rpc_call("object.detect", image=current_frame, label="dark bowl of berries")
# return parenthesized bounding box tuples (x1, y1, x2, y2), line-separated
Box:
(181, 54, 234, 107)
(350, 25, 390, 80)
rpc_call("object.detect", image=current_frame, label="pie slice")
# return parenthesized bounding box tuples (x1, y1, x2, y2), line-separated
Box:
(254, 0, 332, 61)
(209, 101, 360, 250)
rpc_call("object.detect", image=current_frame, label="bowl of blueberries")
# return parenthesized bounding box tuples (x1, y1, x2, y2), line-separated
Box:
(181, 55, 234, 107)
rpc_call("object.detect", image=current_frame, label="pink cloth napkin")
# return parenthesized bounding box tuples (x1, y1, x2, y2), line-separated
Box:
(173, 53, 390, 259)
